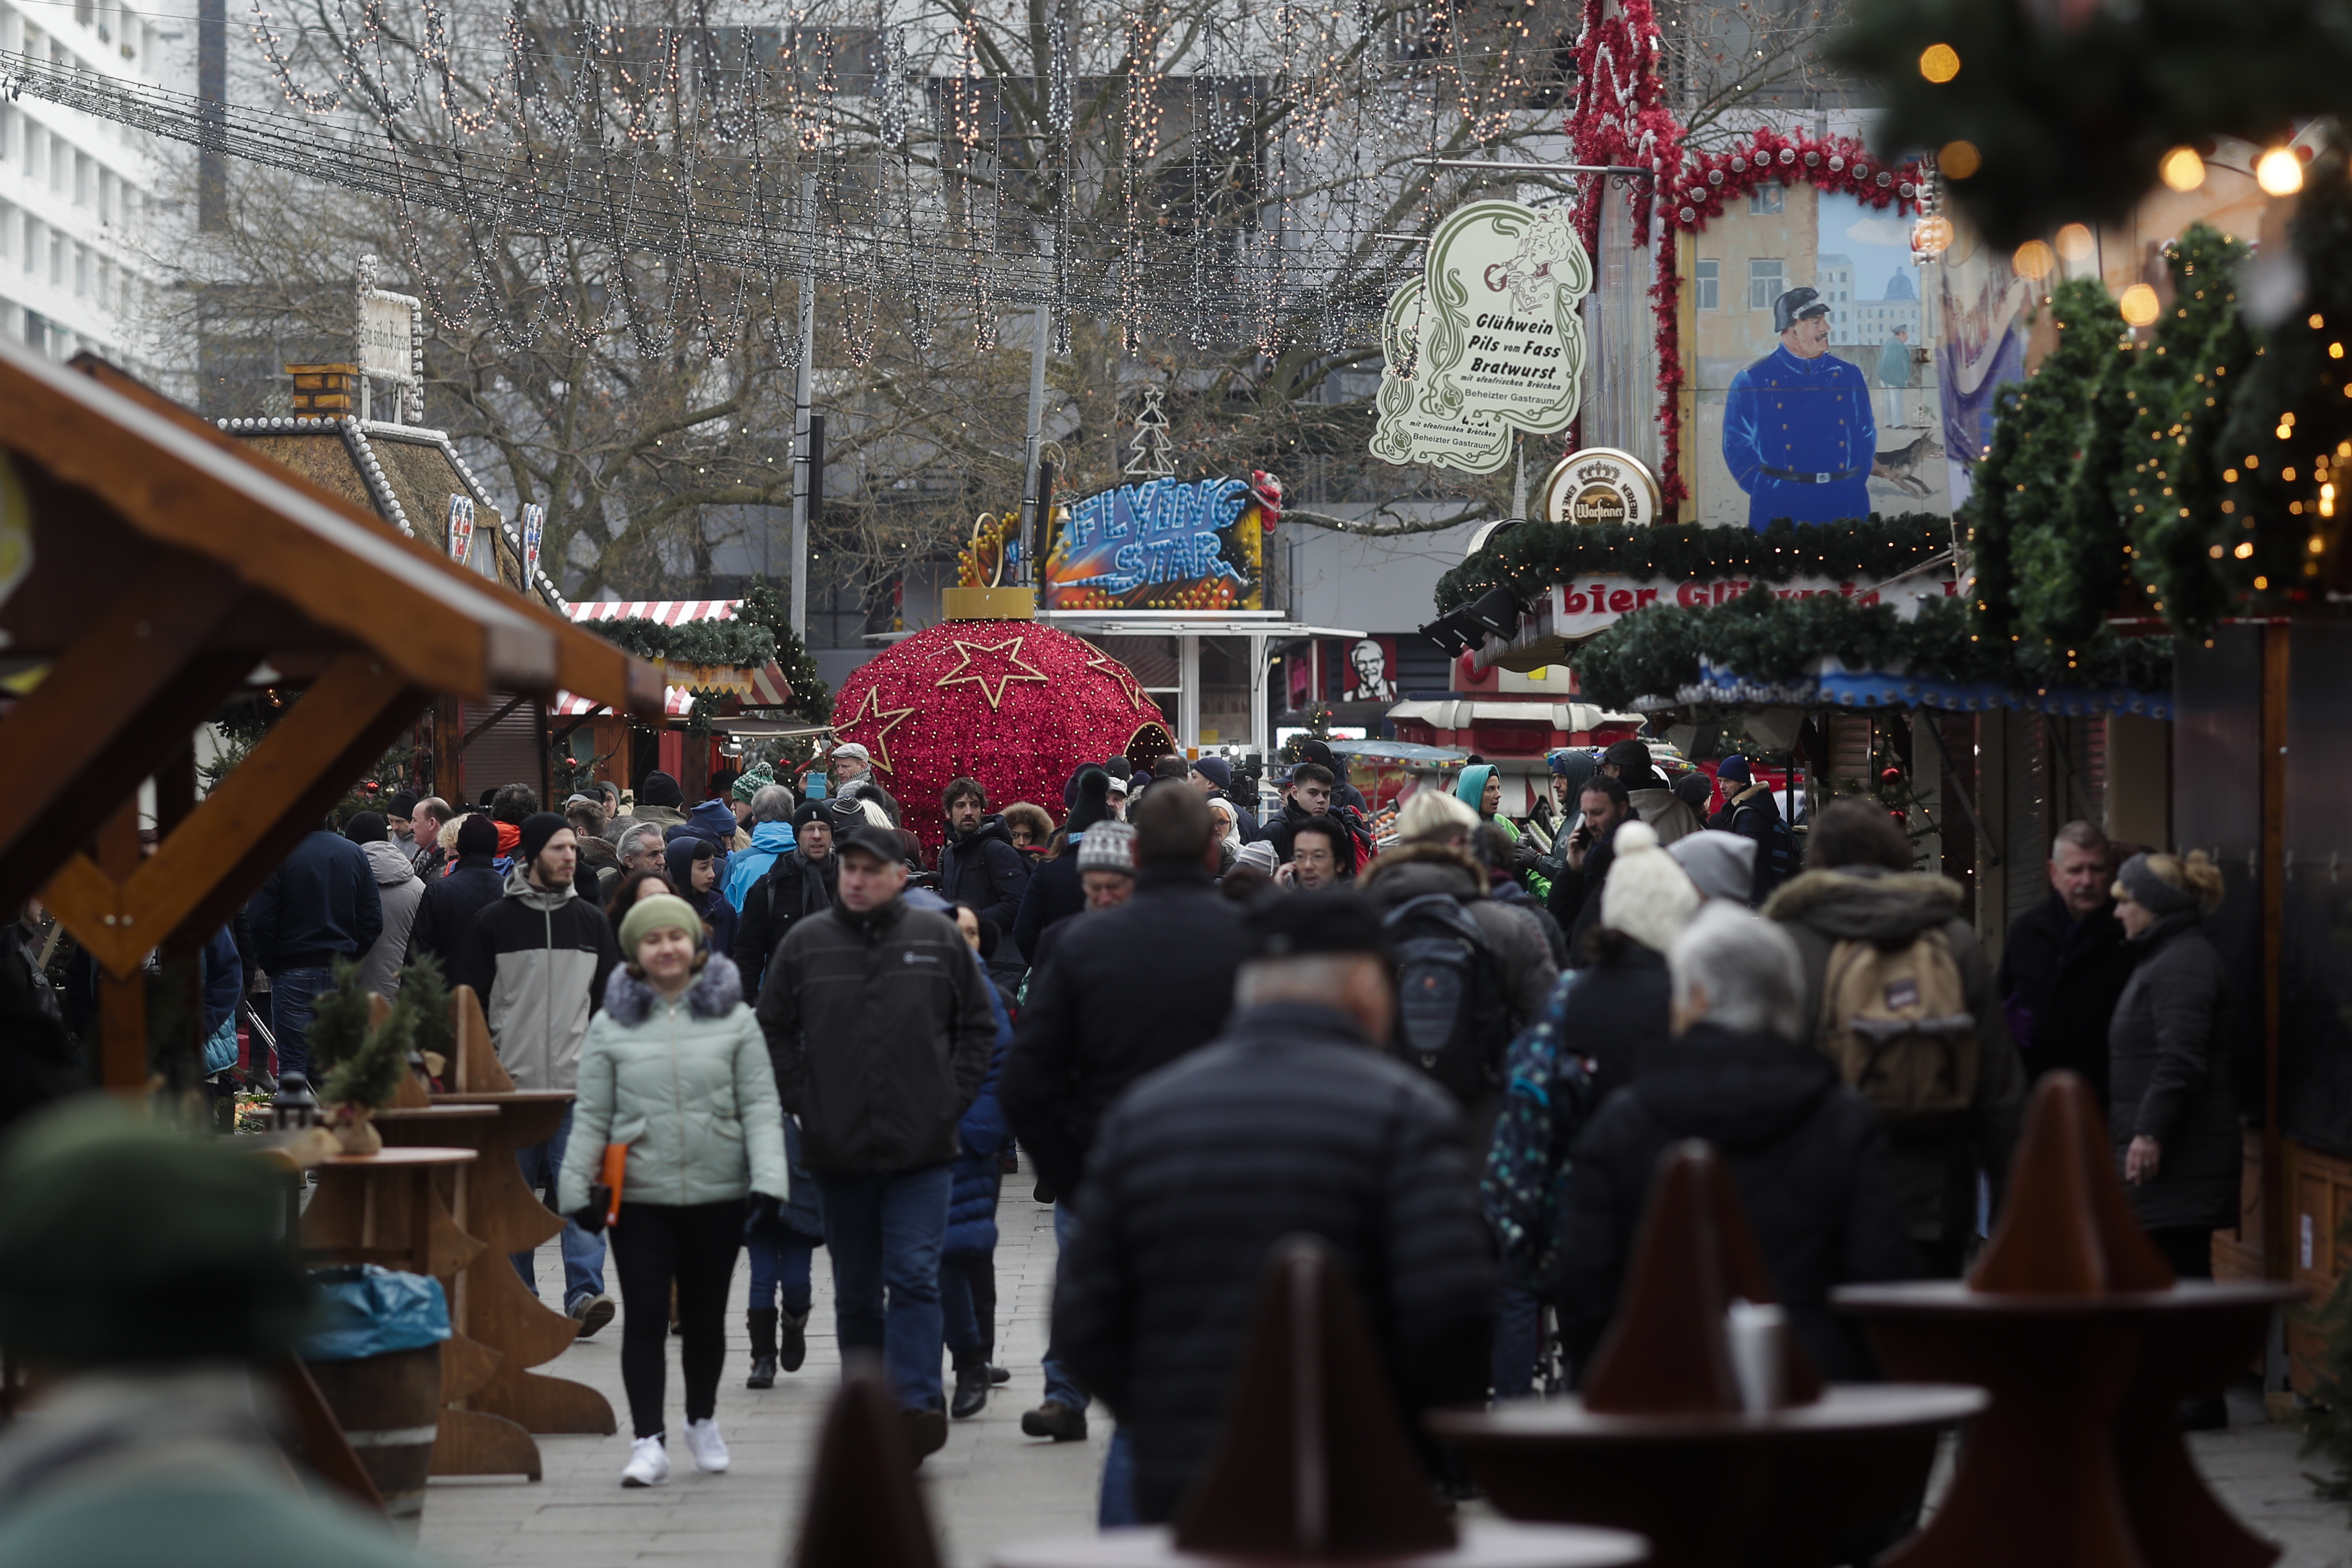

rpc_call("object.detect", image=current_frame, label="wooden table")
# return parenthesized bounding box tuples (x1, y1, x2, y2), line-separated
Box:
(994, 1523, 1652, 1568)
(358, 1107, 550, 1480)
(429, 1089, 615, 1439)
(1428, 1385, 1985, 1568)
(1835, 1280, 2301, 1568)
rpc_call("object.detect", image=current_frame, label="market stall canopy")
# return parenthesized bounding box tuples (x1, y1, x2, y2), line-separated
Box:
(1323, 737, 1471, 766)
(555, 600, 792, 719)
(0, 338, 663, 1088)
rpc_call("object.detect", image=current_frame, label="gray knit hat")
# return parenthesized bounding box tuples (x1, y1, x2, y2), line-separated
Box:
(1075, 821, 1138, 877)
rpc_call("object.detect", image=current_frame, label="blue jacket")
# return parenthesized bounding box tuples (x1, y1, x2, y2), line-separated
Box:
(249, 831, 383, 975)
(724, 821, 797, 912)
(1722, 344, 1877, 531)
(201, 927, 243, 1035)
(946, 968, 1014, 1257)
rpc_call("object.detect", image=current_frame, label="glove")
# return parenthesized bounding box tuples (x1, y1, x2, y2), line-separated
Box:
(744, 1192, 785, 1240)
(569, 1186, 610, 1237)
(1512, 836, 1542, 872)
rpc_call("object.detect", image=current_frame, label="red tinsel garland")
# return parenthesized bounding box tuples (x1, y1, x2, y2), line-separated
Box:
(1565, 0, 1925, 511)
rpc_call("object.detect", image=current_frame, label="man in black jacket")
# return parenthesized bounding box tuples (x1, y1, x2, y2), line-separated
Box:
(1548, 772, 1635, 957)
(1553, 902, 1917, 1384)
(1995, 820, 2135, 1106)
(248, 822, 383, 1086)
(937, 778, 1031, 969)
(730, 800, 840, 997)
(1001, 786, 1254, 1445)
(756, 822, 994, 1461)
(1055, 890, 1493, 1524)
(404, 815, 504, 976)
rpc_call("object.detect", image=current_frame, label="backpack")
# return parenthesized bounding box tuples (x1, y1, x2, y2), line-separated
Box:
(1383, 893, 1515, 1108)
(1483, 972, 1594, 1283)
(1731, 794, 1798, 904)
(1819, 927, 1978, 1122)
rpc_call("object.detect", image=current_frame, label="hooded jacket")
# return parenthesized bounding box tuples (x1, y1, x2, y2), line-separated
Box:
(1054, 1000, 1494, 1523)
(448, 865, 622, 1092)
(1553, 1021, 1919, 1383)
(248, 831, 382, 976)
(1000, 863, 1256, 1200)
(723, 820, 798, 912)
(575, 834, 622, 907)
(403, 852, 504, 977)
(353, 841, 424, 999)
(2108, 912, 2238, 1232)
(938, 813, 1031, 944)
(665, 837, 738, 967)
(1625, 786, 1703, 847)
(556, 953, 790, 1214)
(666, 799, 741, 853)
(732, 849, 838, 998)
(755, 897, 995, 1174)
(1764, 868, 2028, 1252)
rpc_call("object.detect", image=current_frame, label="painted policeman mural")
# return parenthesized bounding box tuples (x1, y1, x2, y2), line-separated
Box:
(1723, 286, 1886, 531)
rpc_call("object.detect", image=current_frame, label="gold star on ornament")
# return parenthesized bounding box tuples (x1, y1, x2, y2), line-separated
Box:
(1081, 641, 1152, 713)
(837, 684, 917, 773)
(933, 635, 1050, 711)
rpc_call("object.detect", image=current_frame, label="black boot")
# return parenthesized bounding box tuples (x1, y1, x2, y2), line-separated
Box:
(778, 1309, 809, 1374)
(952, 1359, 990, 1419)
(745, 1310, 777, 1389)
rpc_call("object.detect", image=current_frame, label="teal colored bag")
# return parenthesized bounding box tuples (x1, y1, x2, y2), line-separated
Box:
(1481, 971, 1594, 1285)
(202, 1017, 239, 1075)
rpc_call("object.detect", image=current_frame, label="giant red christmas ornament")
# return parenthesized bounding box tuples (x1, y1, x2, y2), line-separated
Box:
(829, 615, 1174, 850)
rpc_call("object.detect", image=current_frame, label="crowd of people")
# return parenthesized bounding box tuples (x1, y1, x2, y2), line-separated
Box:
(0, 729, 2246, 1535)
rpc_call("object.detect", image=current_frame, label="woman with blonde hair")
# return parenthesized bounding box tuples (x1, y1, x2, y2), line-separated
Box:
(558, 893, 789, 1487)
(2107, 850, 2236, 1377)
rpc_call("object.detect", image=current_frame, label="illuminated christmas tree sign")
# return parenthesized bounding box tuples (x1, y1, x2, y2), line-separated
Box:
(1044, 476, 1271, 613)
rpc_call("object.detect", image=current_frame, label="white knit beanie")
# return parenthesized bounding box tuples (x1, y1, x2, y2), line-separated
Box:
(1601, 820, 1702, 954)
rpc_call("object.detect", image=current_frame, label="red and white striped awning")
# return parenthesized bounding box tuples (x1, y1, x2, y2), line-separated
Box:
(553, 600, 793, 717)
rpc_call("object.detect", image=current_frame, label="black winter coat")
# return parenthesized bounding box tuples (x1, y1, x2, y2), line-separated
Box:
(938, 816, 1031, 952)
(1996, 891, 2135, 1106)
(404, 854, 504, 976)
(1559, 933, 1672, 1107)
(1056, 1001, 1495, 1523)
(1765, 868, 2027, 1251)
(1000, 864, 1255, 1200)
(1011, 845, 1087, 964)
(1553, 1022, 1919, 1383)
(2108, 913, 2239, 1231)
(755, 898, 996, 1175)
(1549, 813, 1636, 959)
(249, 831, 382, 974)
(731, 850, 838, 998)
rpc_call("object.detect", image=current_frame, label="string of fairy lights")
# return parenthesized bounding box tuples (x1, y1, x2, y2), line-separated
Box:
(0, 0, 1569, 360)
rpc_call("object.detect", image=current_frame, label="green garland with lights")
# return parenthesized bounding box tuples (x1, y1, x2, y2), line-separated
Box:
(1433, 514, 1952, 614)
(588, 617, 776, 669)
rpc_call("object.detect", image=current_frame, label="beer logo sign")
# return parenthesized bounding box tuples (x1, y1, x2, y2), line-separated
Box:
(1538, 448, 1662, 529)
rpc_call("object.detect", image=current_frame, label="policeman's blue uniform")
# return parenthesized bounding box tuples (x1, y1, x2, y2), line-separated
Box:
(1722, 344, 1878, 531)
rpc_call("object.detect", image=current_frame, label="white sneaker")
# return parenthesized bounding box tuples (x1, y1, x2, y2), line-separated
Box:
(683, 1417, 730, 1474)
(621, 1434, 669, 1488)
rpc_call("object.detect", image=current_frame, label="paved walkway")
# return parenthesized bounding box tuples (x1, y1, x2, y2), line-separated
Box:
(418, 1158, 2352, 1567)
(418, 1160, 1103, 1568)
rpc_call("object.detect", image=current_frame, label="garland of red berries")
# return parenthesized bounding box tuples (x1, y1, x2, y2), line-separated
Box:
(1565, 0, 1925, 513)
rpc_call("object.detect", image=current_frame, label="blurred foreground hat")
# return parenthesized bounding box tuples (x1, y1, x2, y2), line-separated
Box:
(1245, 890, 1388, 961)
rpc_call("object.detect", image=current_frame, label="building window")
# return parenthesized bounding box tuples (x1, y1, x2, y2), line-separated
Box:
(1694, 257, 1719, 311)
(1749, 186, 1784, 216)
(20, 217, 34, 275)
(74, 245, 88, 298)
(1749, 258, 1784, 311)
(49, 231, 62, 287)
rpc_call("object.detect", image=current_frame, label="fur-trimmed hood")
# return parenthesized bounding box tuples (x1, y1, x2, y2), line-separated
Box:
(1359, 839, 1487, 909)
(1762, 867, 1965, 946)
(602, 952, 745, 1025)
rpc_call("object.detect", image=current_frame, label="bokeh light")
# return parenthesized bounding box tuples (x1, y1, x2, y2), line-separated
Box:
(1918, 43, 1961, 83)
(2257, 146, 2306, 196)
(2159, 146, 2207, 192)
(2119, 284, 2162, 327)
(2013, 240, 2057, 280)
(1940, 140, 1982, 179)
(2055, 223, 2095, 262)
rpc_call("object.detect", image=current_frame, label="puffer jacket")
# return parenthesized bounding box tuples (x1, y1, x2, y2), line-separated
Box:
(947, 970, 1015, 1256)
(1553, 1021, 1919, 1383)
(754, 897, 995, 1174)
(555, 954, 790, 1214)
(1764, 868, 2027, 1251)
(449, 865, 622, 1093)
(355, 840, 424, 998)
(2108, 912, 2239, 1232)
(1055, 1000, 1494, 1524)
(724, 820, 798, 912)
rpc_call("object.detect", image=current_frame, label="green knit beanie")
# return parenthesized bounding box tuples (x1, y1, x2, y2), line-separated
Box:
(619, 892, 705, 957)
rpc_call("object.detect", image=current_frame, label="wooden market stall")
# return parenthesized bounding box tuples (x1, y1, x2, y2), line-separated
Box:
(0, 338, 664, 1089)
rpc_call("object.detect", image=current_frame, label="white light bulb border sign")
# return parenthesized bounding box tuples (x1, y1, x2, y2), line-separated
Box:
(1371, 200, 1592, 475)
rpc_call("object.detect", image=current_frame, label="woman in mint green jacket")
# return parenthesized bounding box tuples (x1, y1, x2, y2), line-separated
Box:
(557, 893, 789, 1490)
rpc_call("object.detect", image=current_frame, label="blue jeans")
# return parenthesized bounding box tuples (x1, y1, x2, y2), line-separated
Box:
(510, 1106, 608, 1311)
(1491, 1281, 1541, 1400)
(1042, 1202, 1090, 1409)
(816, 1165, 952, 1412)
(269, 966, 332, 1084)
(1100, 1425, 1138, 1528)
(747, 1230, 815, 1316)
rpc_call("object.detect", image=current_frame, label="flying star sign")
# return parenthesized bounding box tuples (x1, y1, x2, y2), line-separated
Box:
(1371, 201, 1593, 475)
(1056, 477, 1253, 595)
